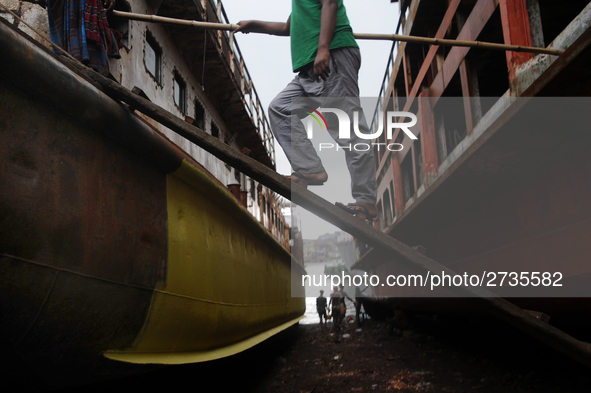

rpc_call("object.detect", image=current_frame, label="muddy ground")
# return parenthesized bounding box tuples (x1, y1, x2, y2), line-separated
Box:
(56, 314, 590, 392)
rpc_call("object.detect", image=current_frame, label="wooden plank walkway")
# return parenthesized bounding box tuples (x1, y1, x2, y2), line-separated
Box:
(59, 55, 591, 368)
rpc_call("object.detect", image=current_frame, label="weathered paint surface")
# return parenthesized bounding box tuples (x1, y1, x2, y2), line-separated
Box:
(0, 18, 304, 384)
(105, 159, 304, 363)
(499, 0, 533, 81)
(0, 59, 166, 381)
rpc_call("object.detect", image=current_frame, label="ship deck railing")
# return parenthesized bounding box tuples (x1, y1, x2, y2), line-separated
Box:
(201, 0, 276, 168)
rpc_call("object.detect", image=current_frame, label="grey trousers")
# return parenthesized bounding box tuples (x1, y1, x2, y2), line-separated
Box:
(269, 47, 377, 205)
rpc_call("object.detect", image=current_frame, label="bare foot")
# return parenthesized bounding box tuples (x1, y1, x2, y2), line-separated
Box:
(288, 171, 328, 187)
(335, 201, 377, 221)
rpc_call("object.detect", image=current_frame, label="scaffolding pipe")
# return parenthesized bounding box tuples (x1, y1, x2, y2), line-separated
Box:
(112, 10, 564, 56)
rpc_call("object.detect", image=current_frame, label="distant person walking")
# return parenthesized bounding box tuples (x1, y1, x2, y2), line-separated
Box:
(354, 286, 364, 327)
(329, 286, 343, 332)
(316, 290, 328, 327)
(338, 285, 354, 326)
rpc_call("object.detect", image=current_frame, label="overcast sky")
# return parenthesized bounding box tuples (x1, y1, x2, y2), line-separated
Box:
(222, 1, 400, 239)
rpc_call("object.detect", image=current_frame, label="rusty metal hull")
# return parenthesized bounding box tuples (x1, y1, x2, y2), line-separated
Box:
(0, 19, 304, 388)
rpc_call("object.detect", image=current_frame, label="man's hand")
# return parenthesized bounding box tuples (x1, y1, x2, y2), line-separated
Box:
(235, 20, 255, 34)
(234, 19, 290, 36)
(314, 47, 331, 82)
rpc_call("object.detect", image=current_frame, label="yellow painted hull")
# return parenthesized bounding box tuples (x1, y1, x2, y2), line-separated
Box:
(105, 160, 305, 364)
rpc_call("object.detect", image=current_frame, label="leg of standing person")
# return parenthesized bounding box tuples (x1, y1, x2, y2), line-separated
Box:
(320, 47, 377, 207)
(332, 308, 341, 332)
(272, 48, 377, 206)
(268, 73, 327, 180)
(269, 48, 376, 212)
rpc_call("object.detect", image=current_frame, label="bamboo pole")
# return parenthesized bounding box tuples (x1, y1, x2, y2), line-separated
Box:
(112, 10, 564, 56)
(112, 10, 239, 31)
(354, 32, 564, 56)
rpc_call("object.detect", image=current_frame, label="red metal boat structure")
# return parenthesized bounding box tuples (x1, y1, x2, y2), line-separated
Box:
(353, 0, 591, 329)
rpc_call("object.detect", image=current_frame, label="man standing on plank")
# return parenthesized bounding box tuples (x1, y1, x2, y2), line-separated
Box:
(236, 0, 377, 221)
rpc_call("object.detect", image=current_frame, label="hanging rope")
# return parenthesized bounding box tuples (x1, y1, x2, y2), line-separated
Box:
(201, 23, 207, 90)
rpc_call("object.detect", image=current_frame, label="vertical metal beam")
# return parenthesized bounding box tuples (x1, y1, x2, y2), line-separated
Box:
(499, 0, 534, 81)
(418, 90, 438, 182)
(410, 141, 418, 192)
(391, 155, 405, 214)
(402, 51, 412, 97)
(527, 0, 545, 48)
(459, 60, 474, 134)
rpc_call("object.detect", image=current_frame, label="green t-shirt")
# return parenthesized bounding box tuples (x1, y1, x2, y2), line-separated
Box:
(290, 0, 358, 72)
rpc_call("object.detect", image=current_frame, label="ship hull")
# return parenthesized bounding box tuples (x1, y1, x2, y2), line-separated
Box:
(0, 19, 304, 385)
